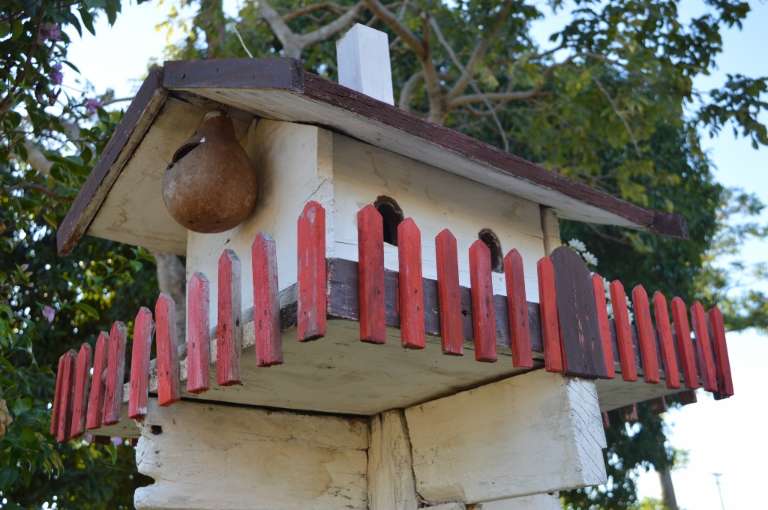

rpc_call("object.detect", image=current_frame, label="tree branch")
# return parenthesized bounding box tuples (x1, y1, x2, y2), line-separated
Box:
(398, 70, 423, 111)
(297, 2, 364, 48)
(282, 2, 346, 22)
(363, 0, 424, 59)
(449, 89, 543, 107)
(592, 77, 641, 155)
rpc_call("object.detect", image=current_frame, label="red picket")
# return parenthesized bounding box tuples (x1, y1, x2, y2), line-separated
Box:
(435, 229, 463, 355)
(504, 249, 532, 368)
(591, 275, 615, 378)
(357, 205, 386, 344)
(56, 350, 76, 442)
(691, 301, 718, 392)
(187, 272, 211, 394)
(217, 249, 242, 386)
(609, 280, 638, 382)
(129, 307, 154, 420)
(155, 293, 181, 406)
(102, 321, 127, 426)
(537, 256, 563, 372)
(86, 331, 108, 429)
(70, 343, 92, 438)
(252, 233, 283, 366)
(469, 240, 497, 362)
(397, 218, 425, 349)
(652, 292, 681, 390)
(631, 285, 660, 384)
(297, 200, 327, 341)
(51, 354, 67, 436)
(708, 306, 734, 396)
(670, 297, 699, 389)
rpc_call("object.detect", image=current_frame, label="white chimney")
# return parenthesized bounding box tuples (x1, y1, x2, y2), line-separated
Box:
(336, 24, 395, 105)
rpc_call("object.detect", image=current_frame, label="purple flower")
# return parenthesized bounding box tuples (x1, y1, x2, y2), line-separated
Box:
(39, 23, 62, 42)
(42, 305, 56, 323)
(85, 98, 102, 115)
(110, 436, 123, 447)
(50, 63, 63, 86)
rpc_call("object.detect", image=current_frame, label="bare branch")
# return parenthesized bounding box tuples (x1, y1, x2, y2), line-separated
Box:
(363, 0, 424, 58)
(449, 90, 543, 107)
(398, 70, 423, 111)
(282, 2, 346, 22)
(21, 140, 53, 176)
(297, 3, 364, 47)
(152, 251, 187, 337)
(592, 77, 641, 156)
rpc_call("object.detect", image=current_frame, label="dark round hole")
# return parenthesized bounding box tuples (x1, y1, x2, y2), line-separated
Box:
(478, 229, 503, 273)
(374, 196, 404, 246)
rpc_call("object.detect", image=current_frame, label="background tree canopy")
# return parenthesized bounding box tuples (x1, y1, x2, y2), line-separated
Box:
(1, 0, 765, 508)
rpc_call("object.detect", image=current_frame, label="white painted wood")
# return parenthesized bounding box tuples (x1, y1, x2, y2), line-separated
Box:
(134, 399, 368, 510)
(368, 410, 419, 510)
(471, 494, 561, 510)
(336, 24, 394, 105)
(405, 370, 607, 504)
(427, 504, 465, 510)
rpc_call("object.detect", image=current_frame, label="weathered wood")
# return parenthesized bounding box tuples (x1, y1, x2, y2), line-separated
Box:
(473, 494, 563, 510)
(187, 272, 211, 394)
(70, 344, 92, 438)
(691, 301, 718, 392)
(537, 256, 563, 372)
(503, 249, 532, 368)
(592, 275, 615, 378)
(652, 292, 680, 389)
(86, 331, 108, 430)
(551, 246, 607, 379)
(129, 307, 154, 420)
(368, 410, 419, 510)
(469, 240, 497, 362)
(670, 297, 699, 389)
(297, 200, 327, 341)
(56, 350, 76, 442)
(609, 281, 638, 382)
(631, 285, 660, 384)
(708, 306, 734, 397)
(435, 229, 463, 355)
(51, 353, 67, 436)
(155, 293, 181, 406)
(357, 204, 386, 344)
(102, 322, 127, 426)
(216, 249, 242, 386)
(252, 233, 283, 366)
(398, 218, 426, 349)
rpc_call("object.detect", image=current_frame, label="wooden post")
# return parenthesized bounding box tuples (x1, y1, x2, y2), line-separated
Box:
(217, 249, 242, 386)
(435, 229, 463, 356)
(155, 293, 181, 406)
(252, 233, 283, 366)
(503, 249, 533, 368)
(129, 307, 154, 419)
(102, 322, 127, 426)
(609, 281, 638, 382)
(469, 240, 497, 362)
(397, 218, 425, 349)
(540, 207, 561, 256)
(357, 204, 386, 344)
(86, 331, 108, 430)
(298, 201, 327, 341)
(187, 272, 211, 394)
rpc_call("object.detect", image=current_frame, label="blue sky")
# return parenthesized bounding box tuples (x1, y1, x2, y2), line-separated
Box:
(63, 1, 767, 508)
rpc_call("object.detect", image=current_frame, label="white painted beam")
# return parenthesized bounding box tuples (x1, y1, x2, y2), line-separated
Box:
(336, 24, 395, 105)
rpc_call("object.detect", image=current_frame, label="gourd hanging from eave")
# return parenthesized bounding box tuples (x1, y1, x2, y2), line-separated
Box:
(162, 112, 258, 233)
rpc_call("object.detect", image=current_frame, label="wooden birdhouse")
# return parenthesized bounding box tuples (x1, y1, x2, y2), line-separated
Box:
(51, 25, 733, 510)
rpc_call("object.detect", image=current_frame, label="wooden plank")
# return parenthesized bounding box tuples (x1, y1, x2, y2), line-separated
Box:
(368, 410, 419, 510)
(551, 247, 607, 379)
(217, 249, 242, 386)
(397, 218, 425, 349)
(469, 240, 497, 362)
(591, 275, 615, 379)
(50, 353, 67, 436)
(187, 272, 211, 394)
(252, 233, 283, 366)
(537, 256, 563, 373)
(670, 297, 699, 390)
(86, 331, 108, 429)
(435, 229, 463, 356)
(609, 281, 638, 382)
(504, 249, 532, 368)
(129, 307, 154, 420)
(357, 204, 386, 344)
(56, 350, 76, 442)
(155, 293, 181, 406)
(691, 301, 718, 392)
(708, 306, 734, 397)
(297, 200, 327, 341)
(652, 292, 680, 390)
(102, 322, 127, 426)
(631, 285, 660, 384)
(70, 343, 92, 438)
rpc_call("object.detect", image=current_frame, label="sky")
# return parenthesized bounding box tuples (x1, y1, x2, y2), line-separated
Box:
(63, 1, 767, 509)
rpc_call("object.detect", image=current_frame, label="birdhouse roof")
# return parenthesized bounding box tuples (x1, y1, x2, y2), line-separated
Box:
(57, 58, 687, 255)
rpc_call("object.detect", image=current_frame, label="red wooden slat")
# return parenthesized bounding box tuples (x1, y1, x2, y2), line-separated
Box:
(102, 321, 127, 426)
(504, 249, 532, 368)
(187, 272, 211, 394)
(691, 301, 718, 392)
(297, 200, 327, 341)
(537, 256, 562, 372)
(56, 350, 76, 442)
(357, 204, 386, 344)
(155, 293, 181, 406)
(708, 306, 734, 396)
(217, 249, 242, 386)
(252, 233, 283, 366)
(469, 240, 497, 362)
(592, 274, 615, 378)
(435, 229, 463, 355)
(398, 218, 425, 349)
(86, 331, 108, 430)
(652, 292, 680, 389)
(670, 297, 699, 389)
(129, 307, 154, 420)
(69, 343, 92, 438)
(51, 353, 67, 436)
(631, 285, 660, 384)
(609, 280, 638, 382)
